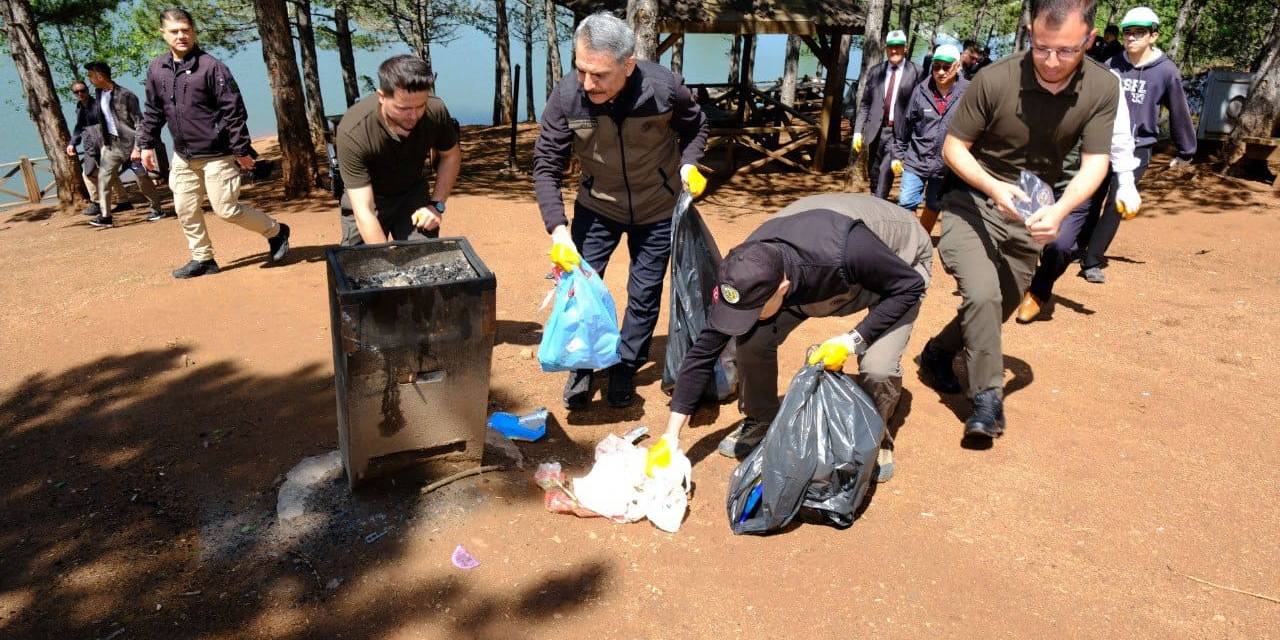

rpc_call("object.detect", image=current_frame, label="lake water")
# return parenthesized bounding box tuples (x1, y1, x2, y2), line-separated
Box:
(0, 26, 865, 162)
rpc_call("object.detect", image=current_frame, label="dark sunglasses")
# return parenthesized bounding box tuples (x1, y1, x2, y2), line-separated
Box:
(72, 88, 88, 94)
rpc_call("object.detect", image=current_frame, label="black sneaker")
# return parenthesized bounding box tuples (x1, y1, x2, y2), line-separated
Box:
(172, 259, 220, 279)
(917, 338, 962, 394)
(717, 418, 770, 459)
(87, 215, 114, 228)
(605, 363, 637, 408)
(267, 223, 291, 263)
(81, 203, 101, 217)
(145, 208, 174, 222)
(563, 369, 594, 410)
(110, 201, 134, 213)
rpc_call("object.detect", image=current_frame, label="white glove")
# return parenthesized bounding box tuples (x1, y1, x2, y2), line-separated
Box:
(852, 133, 864, 153)
(1114, 172, 1141, 219)
(1169, 157, 1191, 169)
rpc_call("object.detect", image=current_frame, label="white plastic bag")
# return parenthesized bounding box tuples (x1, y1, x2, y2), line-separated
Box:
(570, 434, 692, 531)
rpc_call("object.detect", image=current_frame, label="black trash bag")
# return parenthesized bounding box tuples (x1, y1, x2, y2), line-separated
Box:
(726, 365, 886, 535)
(661, 191, 739, 402)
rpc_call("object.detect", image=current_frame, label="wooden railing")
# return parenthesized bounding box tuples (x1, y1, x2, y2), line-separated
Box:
(0, 156, 57, 209)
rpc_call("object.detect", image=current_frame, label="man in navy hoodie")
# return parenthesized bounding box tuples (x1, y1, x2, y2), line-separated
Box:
(1078, 6, 1196, 284)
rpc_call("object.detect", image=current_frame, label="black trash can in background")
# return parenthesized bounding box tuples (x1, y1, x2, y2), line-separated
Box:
(326, 239, 496, 489)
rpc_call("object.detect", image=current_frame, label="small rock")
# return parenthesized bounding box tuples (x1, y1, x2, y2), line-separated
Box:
(326, 577, 343, 590)
(519, 348, 533, 359)
(1212, 614, 1226, 622)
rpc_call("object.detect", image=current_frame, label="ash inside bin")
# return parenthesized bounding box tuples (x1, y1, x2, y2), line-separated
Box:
(347, 254, 477, 290)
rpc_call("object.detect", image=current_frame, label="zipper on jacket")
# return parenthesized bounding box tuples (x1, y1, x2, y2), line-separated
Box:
(616, 114, 635, 222)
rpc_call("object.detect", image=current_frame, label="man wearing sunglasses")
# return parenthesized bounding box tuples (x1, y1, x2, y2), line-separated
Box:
(1077, 6, 1196, 284)
(917, 0, 1119, 444)
(66, 82, 126, 219)
(891, 43, 970, 233)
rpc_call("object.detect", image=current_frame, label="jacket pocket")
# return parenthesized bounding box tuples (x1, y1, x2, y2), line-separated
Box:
(657, 166, 676, 197)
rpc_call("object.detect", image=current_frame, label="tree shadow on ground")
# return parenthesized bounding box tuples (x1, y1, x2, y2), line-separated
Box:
(495, 319, 542, 347)
(0, 347, 610, 638)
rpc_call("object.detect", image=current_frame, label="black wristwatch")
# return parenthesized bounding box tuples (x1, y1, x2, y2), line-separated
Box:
(428, 200, 445, 215)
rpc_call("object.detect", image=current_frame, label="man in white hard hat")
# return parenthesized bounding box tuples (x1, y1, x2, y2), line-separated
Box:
(851, 29, 922, 200)
(1077, 5, 1196, 284)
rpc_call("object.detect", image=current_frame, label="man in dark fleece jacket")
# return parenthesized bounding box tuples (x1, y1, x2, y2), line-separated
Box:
(137, 8, 290, 279)
(533, 12, 708, 410)
(660, 194, 931, 482)
(1078, 6, 1196, 284)
(892, 43, 969, 233)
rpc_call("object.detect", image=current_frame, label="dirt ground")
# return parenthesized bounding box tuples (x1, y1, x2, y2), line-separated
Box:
(2, 125, 1278, 639)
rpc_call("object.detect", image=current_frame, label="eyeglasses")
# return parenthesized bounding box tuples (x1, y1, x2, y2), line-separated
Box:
(1029, 34, 1091, 60)
(72, 88, 88, 94)
(1122, 28, 1152, 39)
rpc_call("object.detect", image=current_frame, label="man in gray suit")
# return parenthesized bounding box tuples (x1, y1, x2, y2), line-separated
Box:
(850, 30, 922, 201)
(84, 60, 170, 227)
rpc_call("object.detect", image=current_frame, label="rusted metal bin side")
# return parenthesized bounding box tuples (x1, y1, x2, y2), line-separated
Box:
(326, 239, 496, 489)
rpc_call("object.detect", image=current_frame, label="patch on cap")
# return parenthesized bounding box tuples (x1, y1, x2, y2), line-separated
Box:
(720, 284, 740, 305)
(886, 30, 908, 46)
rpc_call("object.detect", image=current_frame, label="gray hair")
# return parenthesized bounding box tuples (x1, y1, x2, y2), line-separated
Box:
(574, 12, 636, 62)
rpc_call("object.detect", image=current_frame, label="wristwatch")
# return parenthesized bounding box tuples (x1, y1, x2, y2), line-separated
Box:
(845, 329, 867, 355)
(428, 200, 445, 215)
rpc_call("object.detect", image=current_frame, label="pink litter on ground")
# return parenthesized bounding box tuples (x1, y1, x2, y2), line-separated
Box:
(451, 545, 480, 570)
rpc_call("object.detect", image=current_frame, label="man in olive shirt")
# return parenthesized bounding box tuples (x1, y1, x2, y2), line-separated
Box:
(917, 0, 1118, 443)
(336, 55, 462, 245)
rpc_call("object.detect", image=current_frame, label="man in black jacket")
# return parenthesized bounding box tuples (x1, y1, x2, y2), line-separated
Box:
(533, 12, 708, 410)
(851, 30, 922, 200)
(84, 61, 170, 227)
(137, 8, 290, 278)
(659, 194, 931, 478)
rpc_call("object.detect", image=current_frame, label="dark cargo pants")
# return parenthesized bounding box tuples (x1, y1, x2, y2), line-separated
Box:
(931, 188, 1041, 395)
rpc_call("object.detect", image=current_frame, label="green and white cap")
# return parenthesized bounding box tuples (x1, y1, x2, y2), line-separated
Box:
(1120, 7, 1160, 29)
(932, 43, 960, 64)
(886, 30, 908, 46)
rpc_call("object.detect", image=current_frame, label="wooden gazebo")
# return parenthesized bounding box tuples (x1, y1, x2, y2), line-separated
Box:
(560, 0, 865, 174)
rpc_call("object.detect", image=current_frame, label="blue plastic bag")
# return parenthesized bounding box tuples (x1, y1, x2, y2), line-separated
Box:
(538, 260, 622, 372)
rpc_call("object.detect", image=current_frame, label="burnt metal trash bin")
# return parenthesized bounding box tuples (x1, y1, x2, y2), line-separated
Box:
(326, 238, 496, 489)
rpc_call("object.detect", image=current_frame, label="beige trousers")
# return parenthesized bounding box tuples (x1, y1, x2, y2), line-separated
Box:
(170, 154, 278, 261)
(83, 171, 126, 204)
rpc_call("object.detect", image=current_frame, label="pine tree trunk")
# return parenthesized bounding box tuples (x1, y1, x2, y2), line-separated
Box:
(728, 35, 742, 84)
(524, 0, 535, 121)
(1165, 0, 1196, 64)
(493, 0, 512, 125)
(626, 0, 658, 61)
(335, 4, 359, 106)
(293, 0, 328, 149)
(781, 34, 801, 107)
(671, 34, 684, 75)
(254, 0, 317, 197)
(972, 2, 989, 41)
(855, 0, 888, 114)
(1223, 11, 1280, 166)
(898, 0, 913, 47)
(1016, 0, 1031, 51)
(1, 0, 84, 209)
(544, 0, 562, 97)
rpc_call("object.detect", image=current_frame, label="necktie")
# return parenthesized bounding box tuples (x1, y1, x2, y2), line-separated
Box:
(884, 65, 898, 125)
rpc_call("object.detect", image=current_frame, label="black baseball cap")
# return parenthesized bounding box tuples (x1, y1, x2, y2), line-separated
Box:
(708, 241, 785, 336)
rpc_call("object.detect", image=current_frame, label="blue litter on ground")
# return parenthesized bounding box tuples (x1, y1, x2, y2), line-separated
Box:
(487, 408, 548, 441)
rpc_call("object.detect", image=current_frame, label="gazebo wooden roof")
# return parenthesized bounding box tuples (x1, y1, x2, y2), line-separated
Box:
(559, 0, 865, 172)
(560, 0, 865, 35)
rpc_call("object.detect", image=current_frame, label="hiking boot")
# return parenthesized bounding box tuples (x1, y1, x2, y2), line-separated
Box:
(1080, 267, 1106, 284)
(145, 208, 174, 222)
(109, 201, 134, 213)
(563, 369, 594, 410)
(87, 214, 113, 228)
(917, 338, 962, 394)
(605, 363, 637, 408)
(172, 259, 220, 279)
(717, 417, 770, 459)
(963, 388, 1006, 440)
(81, 203, 101, 217)
(267, 223, 291, 263)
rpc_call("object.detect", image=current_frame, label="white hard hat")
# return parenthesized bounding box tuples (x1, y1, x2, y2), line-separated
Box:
(1120, 7, 1160, 29)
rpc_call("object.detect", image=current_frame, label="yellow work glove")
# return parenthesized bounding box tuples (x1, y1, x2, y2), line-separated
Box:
(891, 159, 904, 177)
(680, 164, 707, 198)
(1114, 175, 1141, 220)
(806, 332, 865, 371)
(549, 225, 580, 271)
(852, 133, 864, 154)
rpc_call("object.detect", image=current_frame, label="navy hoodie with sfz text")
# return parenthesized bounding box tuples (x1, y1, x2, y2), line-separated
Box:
(1107, 48, 1196, 160)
